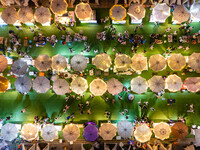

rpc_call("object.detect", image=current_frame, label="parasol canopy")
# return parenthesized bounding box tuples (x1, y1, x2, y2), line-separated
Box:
(168, 54, 186, 71)
(71, 55, 87, 72)
(90, 79, 107, 96)
(41, 124, 58, 141)
(107, 78, 123, 95)
(131, 54, 147, 72)
(109, 5, 126, 21)
(15, 76, 32, 94)
(0, 55, 8, 73)
(53, 79, 70, 95)
(153, 122, 171, 140)
(33, 76, 50, 93)
(184, 77, 200, 93)
(188, 53, 200, 71)
(71, 77, 88, 94)
(190, 2, 200, 20)
(1, 123, 18, 141)
(11, 59, 28, 76)
(35, 55, 52, 72)
(75, 2, 92, 20)
(149, 54, 166, 72)
(131, 76, 148, 94)
(52, 54, 67, 71)
(1, 7, 18, 24)
(0, 76, 9, 93)
(173, 5, 190, 23)
(117, 120, 134, 139)
(18, 7, 34, 23)
(92, 53, 112, 71)
(63, 124, 80, 142)
(165, 75, 182, 92)
(114, 54, 132, 71)
(99, 123, 117, 140)
(171, 122, 188, 139)
(34, 7, 51, 24)
(134, 124, 152, 143)
(21, 124, 39, 141)
(83, 124, 99, 141)
(152, 3, 170, 22)
(127, 4, 146, 20)
(50, 0, 68, 15)
(148, 76, 165, 93)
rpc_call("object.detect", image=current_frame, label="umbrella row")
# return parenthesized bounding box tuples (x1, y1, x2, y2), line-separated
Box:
(1, 121, 188, 143)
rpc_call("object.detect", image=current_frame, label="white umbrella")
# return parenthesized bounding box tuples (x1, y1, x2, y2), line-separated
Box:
(109, 5, 126, 21)
(131, 54, 147, 72)
(18, 7, 34, 23)
(114, 54, 132, 71)
(117, 120, 134, 139)
(190, 2, 200, 20)
(92, 53, 112, 71)
(52, 54, 67, 71)
(184, 77, 200, 93)
(127, 4, 146, 20)
(63, 124, 80, 142)
(1, 7, 18, 24)
(153, 122, 171, 140)
(188, 53, 200, 71)
(148, 76, 165, 93)
(41, 124, 58, 142)
(33, 76, 50, 93)
(50, 0, 68, 15)
(35, 55, 52, 72)
(165, 75, 183, 92)
(107, 78, 123, 95)
(11, 59, 28, 76)
(134, 124, 152, 143)
(152, 3, 171, 22)
(99, 123, 117, 140)
(1, 123, 18, 141)
(168, 54, 186, 71)
(149, 54, 166, 72)
(131, 76, 148, 94)
(71, 77, 88, 94)
(75, 2, 92, 20)
(0, 55, 8, 73)
(21, 124, 38, 141)
(53, 79, 70, 95)
(71, 55, 87, 72)
(15, 76, 32, 94)
(34, 7, 51, 24)
(173, 5, 190, 23)
(90, 79, 107, 96)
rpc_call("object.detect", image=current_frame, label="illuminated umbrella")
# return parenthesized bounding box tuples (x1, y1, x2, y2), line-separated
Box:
(152, 3, 170, 22)
(92, 53, 112, 71)
(127, 4, 146, 20)
(90, 79, 107, 96)
(110, 5, 126, 21)
(34, 7, 51, 24)
(52, 54, 67, 71)
(21, 124, 39, 141)
(15, 76, 32, 94)
(1, 123, 18, 141)
(63, 124, 80, 142)
(50, 0, 68, 15)
(75, 2, 92, 20)
(165, 75, 182, 92)
(134, 124, 152, 143)
(168, 54, 186, 71)
(11, 59, 28, 76)
(0, 55, 8, 73)
(35, 55, 52, 72)
(99, 123, 117, 140)
(107, 78, 123, 95)
(114, 54, 132, 71)
(71, 77, 88, 94)
(153, 122, 171, 140)
(1, 7, 18, 24)
(190, 2, 200, 20)
(173, 5, 190, 23)
(148, 76, 165, 93)
(117, 120, 134, 139)
(131, 76, 148, 94)
(188, 53, 200, 71)
(0, 76, 9, 93)
(83, 124, 99, 141)
(33, 76, 50, 93)
(41, 124, 58, 142)
(131, 54, 147, 72)
(53, 79, 69, 95)
(71, 55, 87, 72)
(18, 7, 34, 23)
(149, 54, 166, 72)
(171, 122, 188, 139)
(184, 77, 200, 93)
